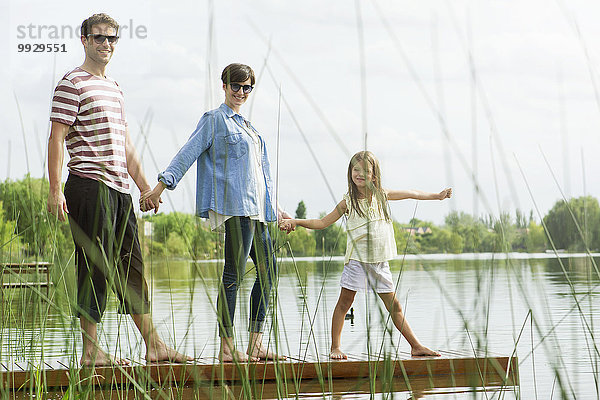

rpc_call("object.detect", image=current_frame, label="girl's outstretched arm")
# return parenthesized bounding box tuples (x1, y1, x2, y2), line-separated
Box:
(284, 200, 347, 231)
(386, 188, 452, 201)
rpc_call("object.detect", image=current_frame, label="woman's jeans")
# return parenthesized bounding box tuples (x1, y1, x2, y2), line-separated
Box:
(217, 217, 277, 337)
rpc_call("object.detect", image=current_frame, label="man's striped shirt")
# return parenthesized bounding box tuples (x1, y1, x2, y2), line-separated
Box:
(50, 67, 129, 192)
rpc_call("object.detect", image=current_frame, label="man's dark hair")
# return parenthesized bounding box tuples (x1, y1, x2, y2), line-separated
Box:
(81, 13, 119, 37)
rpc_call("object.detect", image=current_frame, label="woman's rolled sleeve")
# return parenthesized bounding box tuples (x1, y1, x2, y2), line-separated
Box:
(158, 112, 215, 190)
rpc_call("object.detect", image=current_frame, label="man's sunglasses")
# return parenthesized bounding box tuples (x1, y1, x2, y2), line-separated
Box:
(230, 83, 254, 94)
(87, 34, 119, 44)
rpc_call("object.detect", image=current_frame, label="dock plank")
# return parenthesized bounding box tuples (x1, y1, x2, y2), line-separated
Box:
(0, 353, 519, 390)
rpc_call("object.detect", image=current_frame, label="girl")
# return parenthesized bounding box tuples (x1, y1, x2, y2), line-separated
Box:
(281, 151, 451, 359)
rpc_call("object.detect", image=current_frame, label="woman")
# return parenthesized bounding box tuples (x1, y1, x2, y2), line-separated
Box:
(142, 63, 289, 362)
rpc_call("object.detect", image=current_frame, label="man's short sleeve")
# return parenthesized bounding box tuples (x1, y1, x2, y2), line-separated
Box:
(113, 79, 128, 127)
(50, 78, 80, 126)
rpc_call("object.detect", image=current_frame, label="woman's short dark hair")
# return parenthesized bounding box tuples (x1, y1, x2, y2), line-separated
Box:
(221, 63, 255, 85)
(81, 13, 119, 37)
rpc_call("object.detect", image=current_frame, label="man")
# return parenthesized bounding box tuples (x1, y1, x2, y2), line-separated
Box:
(47, 13, 191, 366)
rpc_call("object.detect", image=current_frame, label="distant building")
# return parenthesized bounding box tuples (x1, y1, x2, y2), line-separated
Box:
(143, 220, 153, 236)
(402, 226, 432, 236)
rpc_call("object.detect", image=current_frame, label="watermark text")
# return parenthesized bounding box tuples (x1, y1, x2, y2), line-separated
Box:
(16, 19, 148, 40)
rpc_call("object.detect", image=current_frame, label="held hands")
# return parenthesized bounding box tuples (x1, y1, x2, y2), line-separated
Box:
(277, 210, 295, 234)
(278, 219, 297, 234)
(140, 185, 163, 213)
(438, 188, 452, 200)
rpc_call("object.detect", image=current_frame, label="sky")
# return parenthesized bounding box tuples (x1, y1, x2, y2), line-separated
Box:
(2, 0, 600, 225)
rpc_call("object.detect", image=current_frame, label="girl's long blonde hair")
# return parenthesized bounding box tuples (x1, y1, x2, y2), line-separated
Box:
(347, 151, 391, 221)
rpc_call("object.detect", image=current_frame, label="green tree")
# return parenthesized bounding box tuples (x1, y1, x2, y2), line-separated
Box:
(543, 196, 600, 251)
(422, 226, 464, 254)
(313, 213, 346, 255)
(0, 176, 72, 259)
(143, 212, 219, 259)
(515, 209, 527, 229)
(189, 219, 221, 259)
(444, 211, 488, 252)
(0, 202, 22, 257)
(448, 231, 465, 253)
(166, 232, 189, 257)
(284, 226, 316, 257)
(295, 201, 307, 219)
(392, 222, 419, 254)
(525, 221, 546, 252)
(490, 212, 517, 252)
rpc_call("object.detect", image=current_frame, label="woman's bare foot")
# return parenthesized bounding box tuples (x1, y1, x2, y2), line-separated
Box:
(220, 348, 257, 363)
(411, 345, 441, 357)
(220, 337, 258, 363)
(329, 348, 347, 360)
(81, 349, 130, 367)
(247, 332, 286, 361)
(146, 341, 193, 363)
(247, 345, 286, 361)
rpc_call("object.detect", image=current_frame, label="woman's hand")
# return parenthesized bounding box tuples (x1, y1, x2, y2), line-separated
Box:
(279, 219, 296, 234)
(277, 209, 295, 233)
(140, 183, 164, 213)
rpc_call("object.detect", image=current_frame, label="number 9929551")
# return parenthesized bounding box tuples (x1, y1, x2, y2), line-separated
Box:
(17, 43, 67, 53)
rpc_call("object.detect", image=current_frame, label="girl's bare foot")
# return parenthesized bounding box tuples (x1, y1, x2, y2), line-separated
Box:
(411, 345, 440, 357)
(329, 348, 347, 360)
(81, 349, 130, 367)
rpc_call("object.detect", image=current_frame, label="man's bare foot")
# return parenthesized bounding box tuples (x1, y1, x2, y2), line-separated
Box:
(146, 341, 193, 364)
(81, 349, 130, 367)
(411, 345, 441, 357)
(329, 348, 347, 360)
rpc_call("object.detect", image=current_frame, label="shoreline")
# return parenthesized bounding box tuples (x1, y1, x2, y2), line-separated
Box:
(191, 252, 600, 264)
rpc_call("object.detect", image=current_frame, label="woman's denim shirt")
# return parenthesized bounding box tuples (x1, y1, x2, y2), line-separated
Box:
(158, 103, 277, 221)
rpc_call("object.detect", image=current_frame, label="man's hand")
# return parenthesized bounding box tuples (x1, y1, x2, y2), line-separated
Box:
(47, 189, 68, 221)
(140, 187, 162, 213)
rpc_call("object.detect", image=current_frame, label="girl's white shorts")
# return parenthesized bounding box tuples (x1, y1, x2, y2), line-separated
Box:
(340, 259, 395, 293)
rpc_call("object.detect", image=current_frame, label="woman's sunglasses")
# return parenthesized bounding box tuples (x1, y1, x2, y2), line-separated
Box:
(229, 83, 254, 94)
(87, 34, 120, 44)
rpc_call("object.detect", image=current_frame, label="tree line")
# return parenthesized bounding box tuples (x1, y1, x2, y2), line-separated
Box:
(1, 176, 599, 261)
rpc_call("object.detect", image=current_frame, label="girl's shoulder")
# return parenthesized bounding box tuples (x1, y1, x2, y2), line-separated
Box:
(341, 193, 352, 214)
(342, 193, 355, 205)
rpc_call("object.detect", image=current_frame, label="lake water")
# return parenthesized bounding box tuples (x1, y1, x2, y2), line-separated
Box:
(2, 254, 599, 399)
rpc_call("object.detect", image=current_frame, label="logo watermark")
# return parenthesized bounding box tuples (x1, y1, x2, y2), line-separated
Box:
(14, 19, 148, 54)
(16, 19, 148, 40)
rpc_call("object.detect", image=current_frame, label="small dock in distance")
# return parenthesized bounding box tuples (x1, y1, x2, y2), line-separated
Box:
(0, 350, 518, 395)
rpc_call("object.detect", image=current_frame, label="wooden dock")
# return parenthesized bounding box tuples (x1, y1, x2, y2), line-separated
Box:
(1, 262, 53, 294)
(0, 351, 518, 394)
